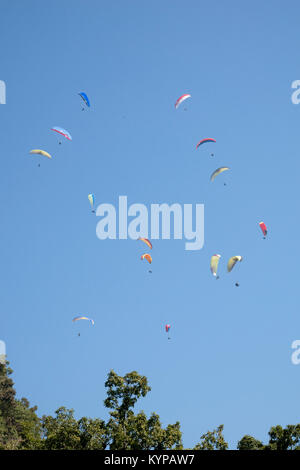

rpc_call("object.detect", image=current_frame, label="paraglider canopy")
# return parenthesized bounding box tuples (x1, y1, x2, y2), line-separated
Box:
(141, 253, 152, 264)
(210, 254, 221, 278)
(30, 149, 52, 159)
(88, 193, 95, 207)
(88, 194, 95, 213)
(72, 316, 94, 325)
(51, 127, 72, 141)
(138, 238, 152, 249)
(259, 221, 267, 238)
(196, 138, 216, 149)
(79, 92, 90, 108)
(227, 256, 243, 273)
(175, 94, 191, 109)
(165, 324, 171, 339)
(210, 167, 230, 182)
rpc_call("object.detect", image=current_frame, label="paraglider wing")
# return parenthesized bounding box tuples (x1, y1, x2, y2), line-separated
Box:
(227, 255, 243, 273)
(196, 138, 216, 149)
(88, 193, 95, 208)
(259, 221, 267, 237)
(72, 316, 94, 325)
(30, 149, 52, 159)
(138, 237, 152, 249)
(51, 127, 72, 141)
(210, 254, 221, 277)
(79, 92, 90, 107)
(175, 94, 191, 109)
(141, 253, 152, 264)
(210, 167, 230, 182)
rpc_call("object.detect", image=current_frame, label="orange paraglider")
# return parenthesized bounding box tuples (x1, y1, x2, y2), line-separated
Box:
(141, 253, 152, 264)
(138, 238, 152, 249)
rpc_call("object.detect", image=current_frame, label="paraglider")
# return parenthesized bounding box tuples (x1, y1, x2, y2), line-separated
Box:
(51, 127, 72, 144)
(79, 92, 90, 110)
(141, 253, 152, 264)
(228, 256, 243, 286)
(138, 238, 152, 249)
(210, 167, 230, 182)
(165, 324, 171, 339)
(259, 221, 267, 239)
(141, 253, 152, 273)
(30, 149, 52, 167)
(210, 254, 221, 279)
(175, 94, 191, 109)
(72, 316, 94, 325)
(227, 256, 243, 273)
(88, 193, 95, 213)
(196, 138, 216, 149)
(30, 149, 52, 159)
(72, 316, 94, 337)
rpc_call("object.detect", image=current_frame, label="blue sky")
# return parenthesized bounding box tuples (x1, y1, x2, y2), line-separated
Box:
(1, 0, 300, 449)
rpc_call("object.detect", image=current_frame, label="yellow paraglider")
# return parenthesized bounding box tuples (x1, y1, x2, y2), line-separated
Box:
(210, 167, 230, 182)
(210, 254, 221, 278)
(30, 149, 52, 159)
(227, 256, 243, 272)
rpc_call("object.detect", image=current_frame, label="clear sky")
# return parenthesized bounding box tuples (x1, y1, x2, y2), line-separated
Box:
(1, 0, 300, 449)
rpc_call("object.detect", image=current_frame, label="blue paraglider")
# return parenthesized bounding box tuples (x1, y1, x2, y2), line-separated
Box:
(78, 92, 90, 110)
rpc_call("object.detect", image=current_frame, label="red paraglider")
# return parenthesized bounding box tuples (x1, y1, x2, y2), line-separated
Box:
(196, 138, 216, 149)
(259, 221, 267, 238)
(175, 94, 191, 109)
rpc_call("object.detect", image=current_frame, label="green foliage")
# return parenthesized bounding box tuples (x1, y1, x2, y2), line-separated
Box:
(237, 435, 264, 450)
(194, 425, 228, 450)
(2, 361, 300, 450)
(0, 361, 41, 449)
(14, 398, 42, 449)
(41, 407, 82, 450)
(238, 425, 300, 450)
(41, 408, 108, 450)
(266, 425, 300, 450)
(37, 369, 182, 450)
(104, 370, 151, 422)
(78, 416, 108, 449)
(104, 370, 182, 450)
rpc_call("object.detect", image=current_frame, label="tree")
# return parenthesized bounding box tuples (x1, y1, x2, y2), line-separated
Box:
(194, 425, 228, 450)
(41, 407, 82, 450)
(238, 425, 300, 450)
(266, 425, 300, 450)
(0, 361, 41, 449)
(237, 435, 264, 450)
(41, 408, 108, 450)
(77, 416, 108, 449)
(8, 360, 300, 451)
(104, 370, 182, 450)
